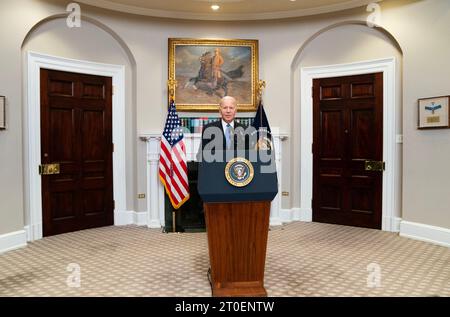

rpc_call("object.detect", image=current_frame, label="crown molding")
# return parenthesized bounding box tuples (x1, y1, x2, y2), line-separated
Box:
(77, 0, 381, 21)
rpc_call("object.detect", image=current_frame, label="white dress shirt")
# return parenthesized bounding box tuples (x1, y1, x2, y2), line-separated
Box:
(221, 119, 234, 132)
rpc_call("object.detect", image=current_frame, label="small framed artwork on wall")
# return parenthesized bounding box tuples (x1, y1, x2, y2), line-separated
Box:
(418, 96, 450, 129)
(0, 96, 5, 130)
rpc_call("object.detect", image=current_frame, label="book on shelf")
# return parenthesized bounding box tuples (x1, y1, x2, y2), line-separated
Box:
(180, 117, 254, 133)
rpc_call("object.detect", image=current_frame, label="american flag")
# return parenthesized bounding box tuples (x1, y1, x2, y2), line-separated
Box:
(159, 100, 190, 209)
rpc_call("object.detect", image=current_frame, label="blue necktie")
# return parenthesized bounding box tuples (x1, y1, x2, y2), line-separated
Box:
(225, 123, 232, 149)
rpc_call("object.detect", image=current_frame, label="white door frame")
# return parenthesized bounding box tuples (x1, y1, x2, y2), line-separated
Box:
(25, 51, 126, 241)
(300, 57, 398, 231)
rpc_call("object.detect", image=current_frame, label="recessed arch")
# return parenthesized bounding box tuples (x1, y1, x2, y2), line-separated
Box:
(21, 13, 137, 68)
(21, 14, 139, 239)
(291, 20, 403, 71)
(288, 21, 404, 231)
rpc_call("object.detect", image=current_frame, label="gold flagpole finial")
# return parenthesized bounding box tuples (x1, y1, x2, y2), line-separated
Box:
(257, 80, 266, 103)
(167, 78, 178, 103)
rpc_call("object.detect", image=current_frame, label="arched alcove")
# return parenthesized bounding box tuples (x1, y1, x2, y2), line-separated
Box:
(288, 21, 404, 231)
(21, 14, 139, 233)
(21, 13, 137, 67)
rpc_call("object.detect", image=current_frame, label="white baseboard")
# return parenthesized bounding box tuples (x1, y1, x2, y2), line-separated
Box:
(23, 225, 34, 241)
(299, 208, 312, 222)
(382, 216, 402, 232)
(280, 209, 293, 223)
(0, 230, 27, 254)
(279, 208, 312, 223)
(147, 219, 161, 228)
(292, 208, 302, 221)
(392, 217, 402, 232)
(134, 212, 148, 226)
(115, 210, 152, 227)
(24, 225, 31, 241)
(24, 223, 42, 241)
(400, 220, 450, 248)
(114, 210, 134, 225)
(269, 217, 283, 226)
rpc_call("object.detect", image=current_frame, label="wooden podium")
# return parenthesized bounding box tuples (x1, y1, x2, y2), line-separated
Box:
(204, 201, 271, 297)
(198, 150, 278, 297)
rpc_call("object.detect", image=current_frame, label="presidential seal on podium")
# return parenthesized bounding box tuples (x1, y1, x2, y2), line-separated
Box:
(224, 157, 254, 187)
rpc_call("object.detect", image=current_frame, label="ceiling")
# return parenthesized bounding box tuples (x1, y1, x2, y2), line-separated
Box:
(77, 0, 382, 21)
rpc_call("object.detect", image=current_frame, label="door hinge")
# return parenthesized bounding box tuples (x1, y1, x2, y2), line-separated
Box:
(312, 86, 314, 97)
(113, 200, 115, 210)
(112, 143, 114, 152)
(312, 143, 314, 154)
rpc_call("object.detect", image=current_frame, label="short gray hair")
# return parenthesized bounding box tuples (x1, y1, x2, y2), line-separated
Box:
(219, 96, 237, 107)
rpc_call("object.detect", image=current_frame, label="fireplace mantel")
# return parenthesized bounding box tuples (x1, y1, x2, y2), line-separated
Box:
(140, 131, 288, 228)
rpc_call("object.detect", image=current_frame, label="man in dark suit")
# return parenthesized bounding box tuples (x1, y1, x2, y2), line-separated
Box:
(201, 96, 248, 152)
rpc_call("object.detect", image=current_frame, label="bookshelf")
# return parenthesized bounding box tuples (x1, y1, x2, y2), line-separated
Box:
(179, 117, 254, 133)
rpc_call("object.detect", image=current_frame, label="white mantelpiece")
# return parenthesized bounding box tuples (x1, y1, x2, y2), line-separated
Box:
(140, 131, 287, 228)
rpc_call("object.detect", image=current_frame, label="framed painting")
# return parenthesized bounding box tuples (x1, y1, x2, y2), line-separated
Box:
(418, 96, 450, 129)
(168, 38, 259, 112)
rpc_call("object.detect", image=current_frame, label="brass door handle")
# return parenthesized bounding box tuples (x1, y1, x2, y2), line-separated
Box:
(39, 163, 60, 175)
(365, 160, 385, 172)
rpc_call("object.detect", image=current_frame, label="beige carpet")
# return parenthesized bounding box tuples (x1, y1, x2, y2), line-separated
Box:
(0, 222, 449, 297)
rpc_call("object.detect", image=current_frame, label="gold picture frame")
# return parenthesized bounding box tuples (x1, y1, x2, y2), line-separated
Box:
(0, 96, 5, 130)
(168, 38, 259, 112)
(418, 96, 450, 129)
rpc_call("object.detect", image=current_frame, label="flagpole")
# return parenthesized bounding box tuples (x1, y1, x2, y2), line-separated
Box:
(168, 78, 178, 233)
(172, 211, 176, 233)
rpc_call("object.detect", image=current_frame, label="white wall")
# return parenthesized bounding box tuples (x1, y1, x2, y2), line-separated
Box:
(0, 0, 449, 235)
(388, 0, 450, 228)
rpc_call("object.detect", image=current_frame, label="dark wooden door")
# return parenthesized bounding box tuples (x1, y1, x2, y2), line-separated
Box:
(40, 69, 113, 236)
(313, 73, 383, 229)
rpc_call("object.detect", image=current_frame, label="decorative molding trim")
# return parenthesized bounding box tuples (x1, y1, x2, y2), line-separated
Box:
(114, 210, 148, 226)
(114, 210, 134, 226)
(392, 217, 402, 232)
(25, 52, 126, 241)
(278, 208, 312, 223)
(147, 219, 162, 229)
(300, 57, 398, 232)
(269, 217, 283, 227)
(134, 212, 148, 227)
(292, 208, 302, 221)
(76, 0, 380, 21)
(400, 221, 450, 248)
(383, 216, 402, 233)
(24, 225, 31, 242)
(280, 209, 294, 223)
(299, 208, 313, 222)
(0, 230, 27, 254)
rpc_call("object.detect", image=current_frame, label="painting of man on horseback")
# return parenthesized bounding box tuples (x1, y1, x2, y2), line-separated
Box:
(169, 39, 259, 111)
(187, 48, 243, 99)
